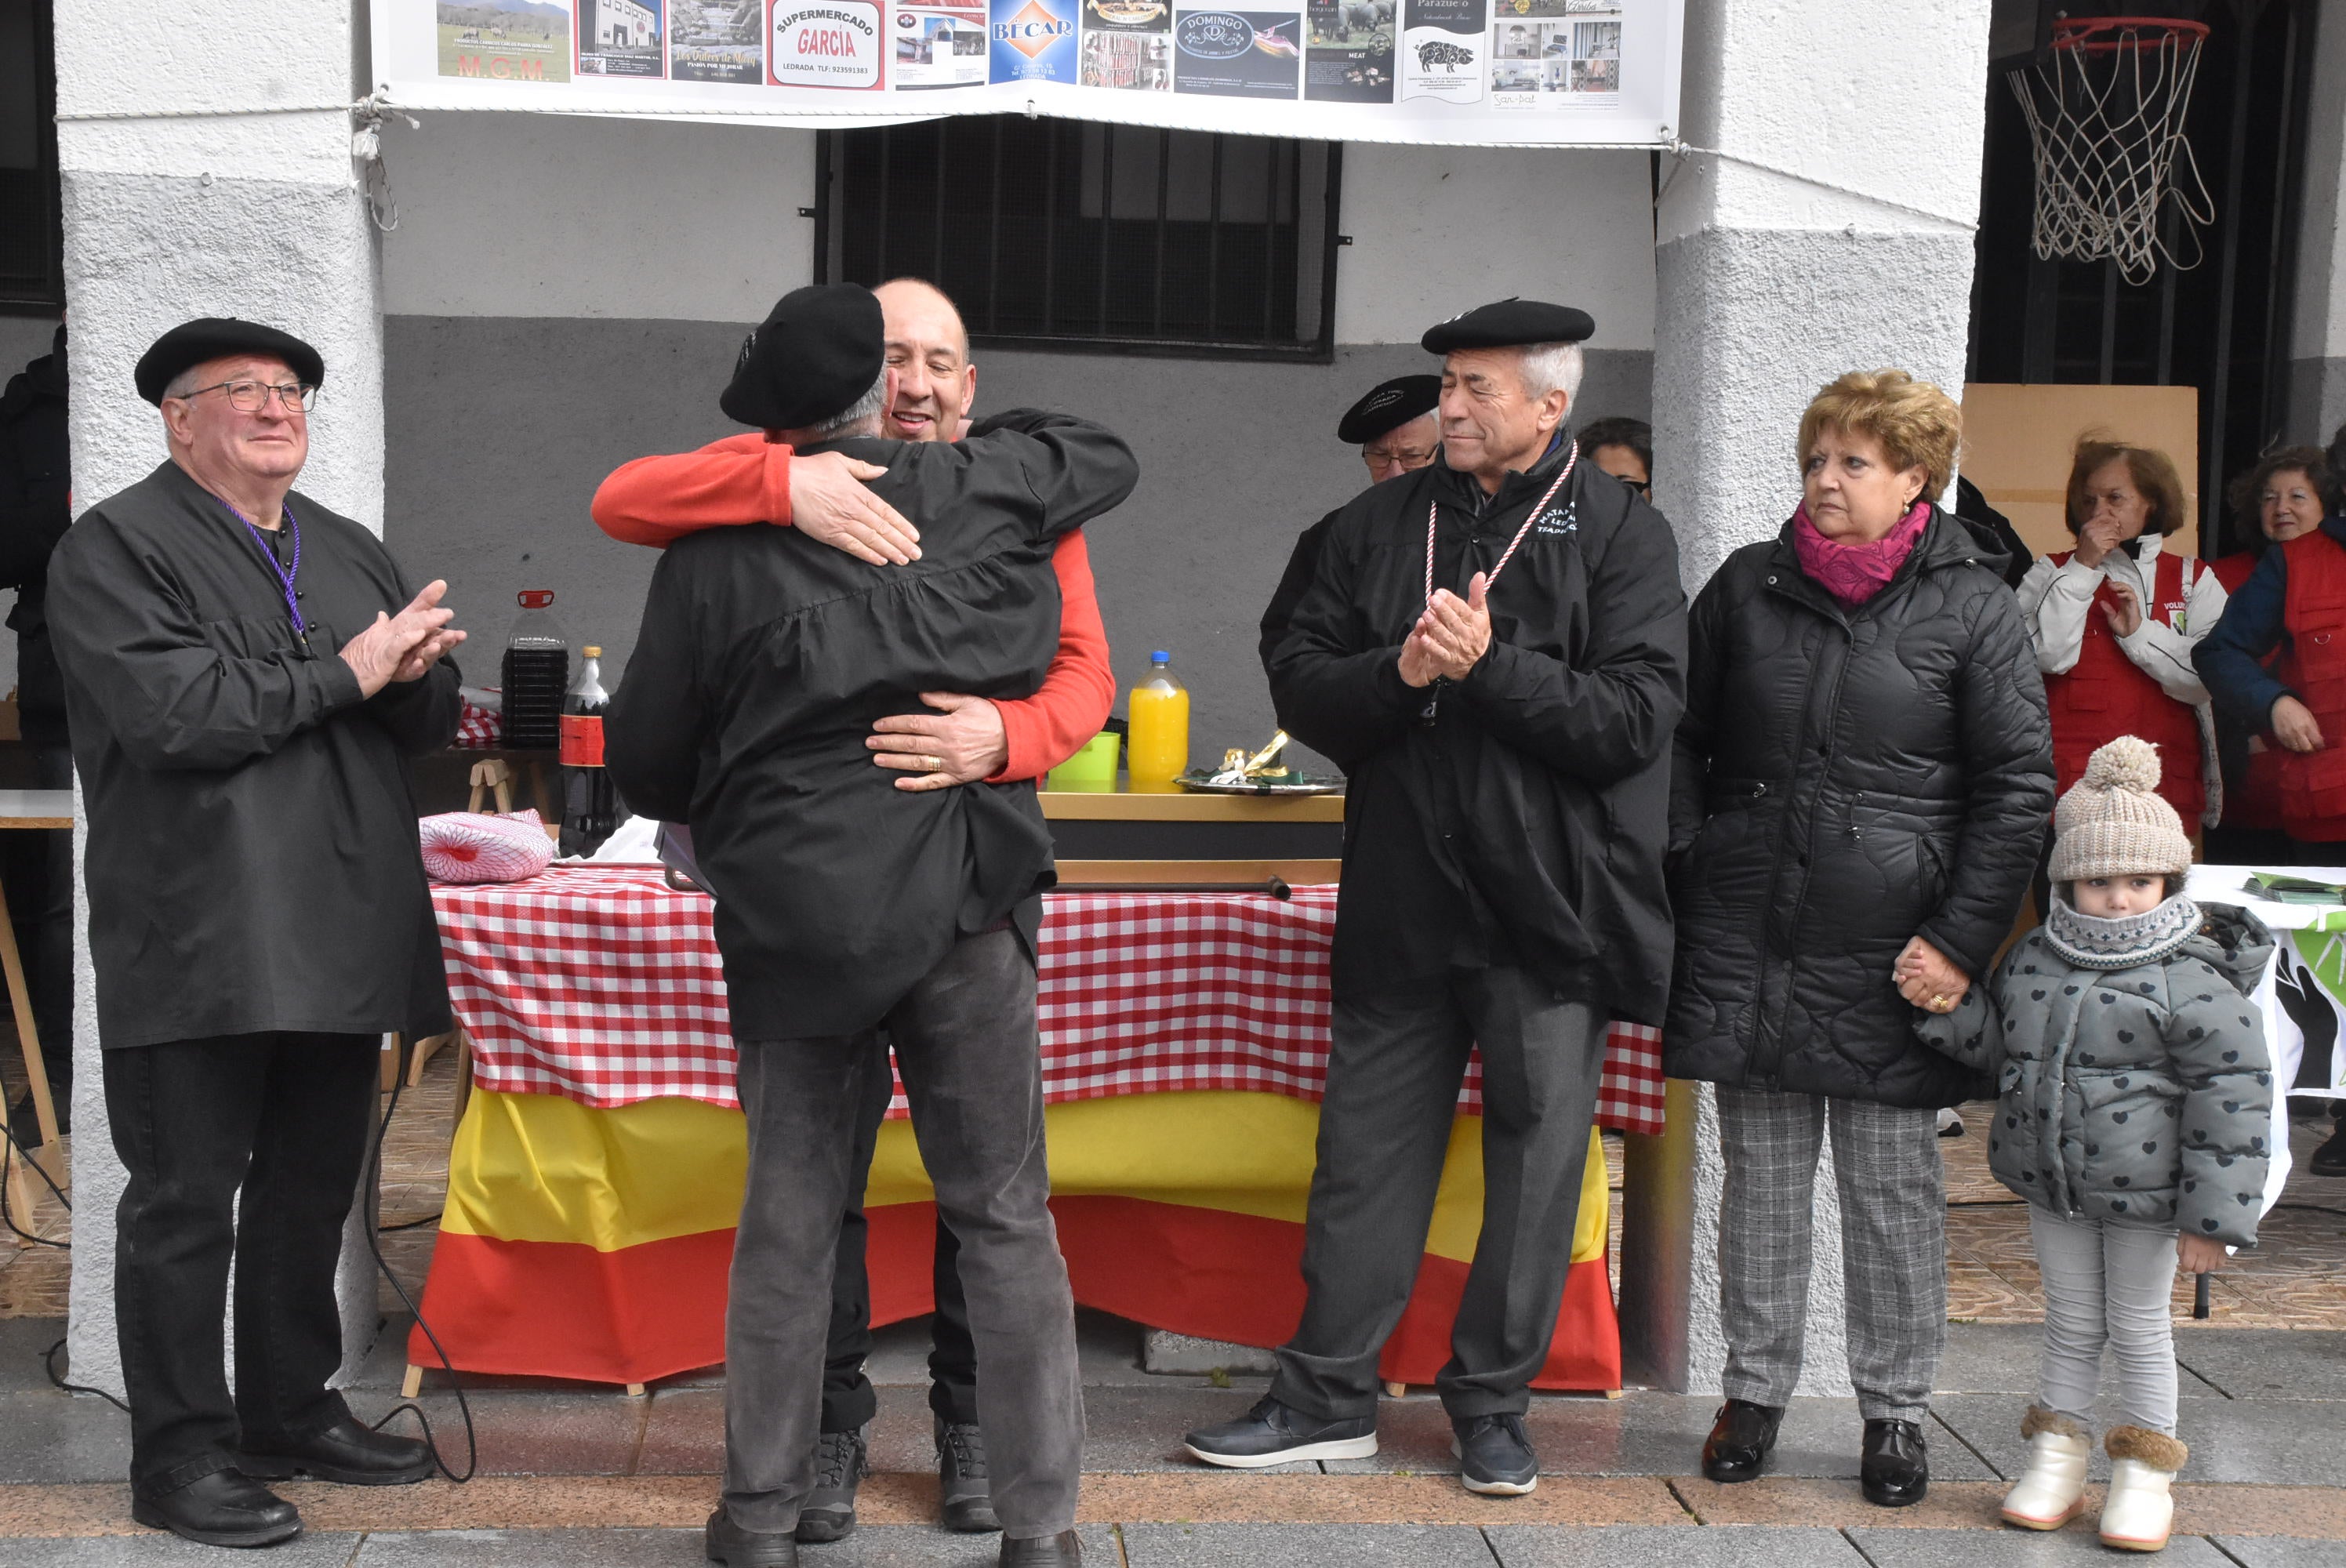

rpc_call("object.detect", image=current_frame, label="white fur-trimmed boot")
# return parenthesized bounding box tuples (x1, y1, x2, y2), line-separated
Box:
(2099, 1425, 2188, 1552)
(1999, 1405, 2090, 1530)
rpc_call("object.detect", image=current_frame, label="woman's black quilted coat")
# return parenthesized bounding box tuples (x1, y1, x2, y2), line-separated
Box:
(1664, 507, 2054, 1109)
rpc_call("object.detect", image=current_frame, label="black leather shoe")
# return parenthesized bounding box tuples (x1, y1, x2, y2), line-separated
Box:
(1452, 1412, 1538, 1495)
(706, 1508, 800, 1566)
(1860, 1417, 1930, 1507)
(1000, 1529, 1084, 1566)
(238, 1417, 431, 1486)
(938, 1418, 1000, 1532)
(1182, 1395, 1377, 1467)
(1700, 1399, 1784, 1483)
(131, 1469, 303, 1548)
(794, 1428, 868, 1543)
(2310, 1119, 2346, 1178)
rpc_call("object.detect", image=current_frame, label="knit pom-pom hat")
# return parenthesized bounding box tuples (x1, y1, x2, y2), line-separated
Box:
(2048, 735, 2194, 884)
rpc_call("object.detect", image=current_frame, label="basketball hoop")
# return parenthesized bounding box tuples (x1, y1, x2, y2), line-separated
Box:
(2008, 16, 2215, 285)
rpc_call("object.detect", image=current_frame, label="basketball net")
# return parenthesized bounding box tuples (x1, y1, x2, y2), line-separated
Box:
(2008, 16, 2216, 285)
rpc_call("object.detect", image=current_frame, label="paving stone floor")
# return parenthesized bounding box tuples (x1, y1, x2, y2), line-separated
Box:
(5, 1057, 2344, 1560)
(0, 1313, 2340, 1563)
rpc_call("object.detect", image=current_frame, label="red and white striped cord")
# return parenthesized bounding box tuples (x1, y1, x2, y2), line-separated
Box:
(1423, 441, 1580, 607)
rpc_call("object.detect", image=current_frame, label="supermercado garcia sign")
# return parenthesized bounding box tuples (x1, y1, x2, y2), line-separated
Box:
(376, 0, 1682, 147)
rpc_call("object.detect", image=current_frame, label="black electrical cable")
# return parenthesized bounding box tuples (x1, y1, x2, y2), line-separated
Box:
(378, 1214, 440, 1234)
(45, 1337, 129, 1413)
(361, 1065, 477, 1483)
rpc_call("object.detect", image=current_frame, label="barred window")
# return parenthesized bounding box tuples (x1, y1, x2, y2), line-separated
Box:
(0, 0, 62, 310)
(816, 117, 1341, 361)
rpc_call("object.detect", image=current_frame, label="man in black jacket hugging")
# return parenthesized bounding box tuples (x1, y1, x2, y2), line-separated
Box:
(607, 284, 1136, 1568)
(1185, 299, 1686, 1495)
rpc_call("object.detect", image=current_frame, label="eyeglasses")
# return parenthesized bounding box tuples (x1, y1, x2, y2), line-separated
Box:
(1365, 447, 1437, 469)
(176, 379, 318, 414)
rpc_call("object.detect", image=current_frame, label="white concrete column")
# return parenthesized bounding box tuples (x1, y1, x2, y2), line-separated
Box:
(1651, 0, 1993, 1399)
(2286, 0, 2346, 444)
(57, 0, 386, 1399)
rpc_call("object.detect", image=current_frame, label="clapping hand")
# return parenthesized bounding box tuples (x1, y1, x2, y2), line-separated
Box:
(340, 581, 461, 698)
(1398, 572, 1493, 688)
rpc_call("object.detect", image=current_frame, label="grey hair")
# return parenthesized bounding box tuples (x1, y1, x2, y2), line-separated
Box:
(804, 368, 891, 440)
(162, 365, 207, 401)
(1516, 341, 1585, 403)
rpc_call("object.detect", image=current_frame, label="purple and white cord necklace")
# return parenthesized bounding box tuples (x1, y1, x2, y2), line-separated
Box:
(216, 497, 307, 648)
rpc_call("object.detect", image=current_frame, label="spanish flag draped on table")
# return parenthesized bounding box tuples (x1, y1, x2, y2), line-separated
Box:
(412, 866, 1661, 1389)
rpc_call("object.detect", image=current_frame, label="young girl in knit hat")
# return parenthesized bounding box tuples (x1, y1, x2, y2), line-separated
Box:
(1904, 735, 2275, 1552)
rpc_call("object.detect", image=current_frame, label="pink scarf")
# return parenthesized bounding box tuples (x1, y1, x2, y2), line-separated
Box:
(1791, 500, 1930, 608)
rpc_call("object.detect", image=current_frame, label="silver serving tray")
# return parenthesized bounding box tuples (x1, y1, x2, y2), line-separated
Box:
(1175, 770, 1344, 796)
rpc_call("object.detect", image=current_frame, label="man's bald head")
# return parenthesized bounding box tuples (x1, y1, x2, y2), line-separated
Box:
(875, 278, 975, 441)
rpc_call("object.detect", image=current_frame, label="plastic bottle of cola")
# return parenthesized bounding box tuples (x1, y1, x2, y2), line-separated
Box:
(561, 645, 622, 857)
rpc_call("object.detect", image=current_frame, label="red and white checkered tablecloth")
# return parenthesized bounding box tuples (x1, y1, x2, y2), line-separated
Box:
(430, 863, 1667, 1134)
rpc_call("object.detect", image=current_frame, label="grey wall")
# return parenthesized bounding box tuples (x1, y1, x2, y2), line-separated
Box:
(383, 313, 1651, 768)
(2286, 355, 2346, 448)
(0, 314, 60, 373)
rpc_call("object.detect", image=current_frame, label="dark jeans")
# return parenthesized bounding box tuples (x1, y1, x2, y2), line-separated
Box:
(820, 1044, 979, 1434)
(723, 929, 1080, 1539)
(1271, 966, 1606, 1423)
(2, 746, 73, 1111)
(104, 1033, 378, 1492)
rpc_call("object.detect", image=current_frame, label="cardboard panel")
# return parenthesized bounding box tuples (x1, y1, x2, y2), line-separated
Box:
(1961, 383, 2202, 560)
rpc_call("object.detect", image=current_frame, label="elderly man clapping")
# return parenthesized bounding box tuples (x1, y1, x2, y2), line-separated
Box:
(48, 318, 464, 1548)
(1191, 300, 1687, 1495)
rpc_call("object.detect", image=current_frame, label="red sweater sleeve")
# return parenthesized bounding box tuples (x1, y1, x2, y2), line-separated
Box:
(990, 532, 1113, 783)
(593, 438, 1106, 782)
(590, 433, 792, 545)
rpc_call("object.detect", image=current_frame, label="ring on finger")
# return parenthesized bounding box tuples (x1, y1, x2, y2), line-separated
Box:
(924, 754, 945, 771)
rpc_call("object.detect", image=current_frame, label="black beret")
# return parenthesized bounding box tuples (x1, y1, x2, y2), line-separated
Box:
(1336, 375, 1442, 445)
(135, 318, 324, 406)
(721, 283, 886, 432)
(1420, 298, 1595, 354)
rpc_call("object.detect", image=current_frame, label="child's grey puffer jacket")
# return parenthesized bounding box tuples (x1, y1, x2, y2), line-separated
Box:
(1916, 902, 2275, 1246)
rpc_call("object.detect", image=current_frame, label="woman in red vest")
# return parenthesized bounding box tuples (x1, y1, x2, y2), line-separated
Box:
(2204, 448, 2343, 861)
(2016, 437, 2223, 828)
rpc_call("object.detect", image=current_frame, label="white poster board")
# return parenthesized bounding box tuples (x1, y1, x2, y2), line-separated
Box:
(376, 0, 1684, 146)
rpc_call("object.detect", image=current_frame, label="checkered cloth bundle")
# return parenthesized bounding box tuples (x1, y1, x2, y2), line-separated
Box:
(419, 810, 556, 884)
(429, 866, 1667, 1134)
(454, 695, 501, 749)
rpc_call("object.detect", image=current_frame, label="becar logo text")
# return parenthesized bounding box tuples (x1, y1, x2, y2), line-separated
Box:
(995, 0, 1073, 57)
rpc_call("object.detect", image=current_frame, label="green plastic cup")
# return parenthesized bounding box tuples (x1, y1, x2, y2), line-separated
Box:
(1048, 731, 1121, 792)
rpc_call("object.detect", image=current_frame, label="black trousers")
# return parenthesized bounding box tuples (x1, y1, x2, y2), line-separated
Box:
(104, 1033, 377, 1492)
(1270, 967, 1606, 1422)
(819, 1040, 979, 1432)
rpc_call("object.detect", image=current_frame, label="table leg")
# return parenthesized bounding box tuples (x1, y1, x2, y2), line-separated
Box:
(1616, 1079, 1698, 1393)
(0, 869, 63, 1191)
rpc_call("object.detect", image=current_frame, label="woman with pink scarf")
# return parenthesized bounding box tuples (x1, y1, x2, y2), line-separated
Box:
(1663, 369, 2054, 1508)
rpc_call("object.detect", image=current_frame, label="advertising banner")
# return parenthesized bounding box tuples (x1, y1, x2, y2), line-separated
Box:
(383, 0, 1682, 146)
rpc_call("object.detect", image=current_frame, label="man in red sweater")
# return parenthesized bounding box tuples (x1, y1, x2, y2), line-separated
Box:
(592, 277, 1109, 1543)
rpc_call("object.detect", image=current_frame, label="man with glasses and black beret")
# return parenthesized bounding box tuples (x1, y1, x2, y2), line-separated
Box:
(1259, 373, 1443, 662)
(1193, 299, 1685, 1495)
(47, 317, 467, 1548)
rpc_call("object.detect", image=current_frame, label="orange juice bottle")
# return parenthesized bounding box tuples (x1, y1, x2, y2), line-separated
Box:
(1127, 651, 1190, 792)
